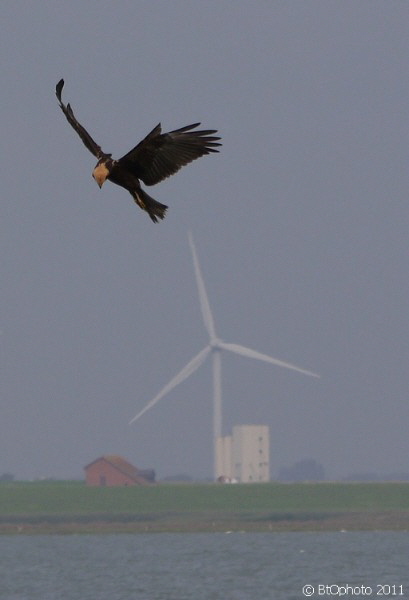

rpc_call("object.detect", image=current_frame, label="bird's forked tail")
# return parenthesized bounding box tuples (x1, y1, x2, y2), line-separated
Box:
(132, 188, 168, 223)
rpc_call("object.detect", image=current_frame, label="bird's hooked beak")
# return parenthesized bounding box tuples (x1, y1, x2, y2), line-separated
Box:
(92, 163, 109, 188)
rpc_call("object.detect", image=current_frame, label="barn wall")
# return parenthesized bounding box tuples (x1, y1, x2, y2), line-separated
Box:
(85, 460, 137, 486)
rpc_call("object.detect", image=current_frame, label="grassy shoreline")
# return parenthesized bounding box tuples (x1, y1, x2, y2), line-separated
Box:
(1, 481, 409, 534)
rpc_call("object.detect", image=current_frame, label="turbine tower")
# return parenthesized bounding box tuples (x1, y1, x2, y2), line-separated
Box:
(130, 233, 319, 480)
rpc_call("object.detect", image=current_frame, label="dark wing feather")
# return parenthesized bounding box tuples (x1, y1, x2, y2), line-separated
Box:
(117, 123, 221, 186)
(56, 79, 105, 159)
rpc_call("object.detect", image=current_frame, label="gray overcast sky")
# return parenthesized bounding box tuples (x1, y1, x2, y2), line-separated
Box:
(1, 1, 408, 480)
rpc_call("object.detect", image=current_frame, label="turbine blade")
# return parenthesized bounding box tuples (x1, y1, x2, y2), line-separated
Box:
(129, 346, 211, 424)
(218, 341, 320, 378)
(188, 232, 217, 340)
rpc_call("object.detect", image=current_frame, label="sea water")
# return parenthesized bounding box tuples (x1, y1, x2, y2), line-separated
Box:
(1, 532, 409, 600)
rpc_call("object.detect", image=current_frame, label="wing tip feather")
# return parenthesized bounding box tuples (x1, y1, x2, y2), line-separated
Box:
(56, 78, 65, 102)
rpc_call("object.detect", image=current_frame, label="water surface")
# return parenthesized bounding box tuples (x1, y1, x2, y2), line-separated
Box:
(1, 532, 408, 599)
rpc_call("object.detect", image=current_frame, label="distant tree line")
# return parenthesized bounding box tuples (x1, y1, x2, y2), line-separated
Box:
(278, 459, 325, 482)
(277, 459, 409, 482)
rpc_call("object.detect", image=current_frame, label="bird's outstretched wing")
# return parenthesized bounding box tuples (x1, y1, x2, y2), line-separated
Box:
(56, 79, 105, 159)
(117, 123, 221, 186)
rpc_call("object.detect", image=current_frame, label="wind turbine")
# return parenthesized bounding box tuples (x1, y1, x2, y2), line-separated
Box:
(130, 233, 319, 479)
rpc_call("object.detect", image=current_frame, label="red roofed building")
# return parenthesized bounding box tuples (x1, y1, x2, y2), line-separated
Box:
(84, 455, 155, 486)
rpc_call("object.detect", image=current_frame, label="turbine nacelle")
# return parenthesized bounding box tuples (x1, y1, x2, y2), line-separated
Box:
(210, 337, 223, 350)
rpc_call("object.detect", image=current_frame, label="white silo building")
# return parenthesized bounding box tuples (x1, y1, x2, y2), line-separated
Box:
(216, 425, 269, 483)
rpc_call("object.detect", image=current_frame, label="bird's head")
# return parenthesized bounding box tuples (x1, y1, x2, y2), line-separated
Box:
(92, 161, 110, 188)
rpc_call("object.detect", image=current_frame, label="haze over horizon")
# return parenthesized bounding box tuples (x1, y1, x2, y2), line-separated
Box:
(1, 2, 408, 481)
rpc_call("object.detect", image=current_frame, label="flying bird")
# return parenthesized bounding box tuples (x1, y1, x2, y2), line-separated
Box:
(56, 79, 221, 222)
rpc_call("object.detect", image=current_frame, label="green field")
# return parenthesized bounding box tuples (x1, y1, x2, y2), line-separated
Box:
(1, 481, 409, 533)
